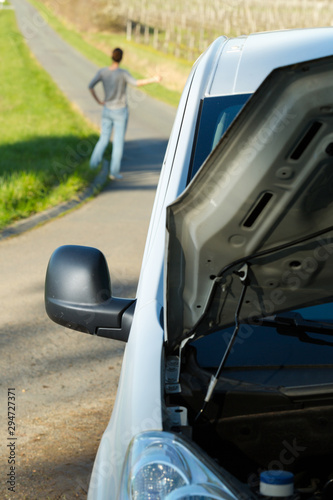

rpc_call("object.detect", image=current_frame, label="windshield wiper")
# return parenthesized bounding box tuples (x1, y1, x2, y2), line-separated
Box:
(260, 312, 333, 346)
(262, 312, 333, 334)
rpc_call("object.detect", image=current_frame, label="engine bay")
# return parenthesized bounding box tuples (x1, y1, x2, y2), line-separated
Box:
(164, 344, 333, 499)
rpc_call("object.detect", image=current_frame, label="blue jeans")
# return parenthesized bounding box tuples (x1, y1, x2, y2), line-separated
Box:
(90, 106, 129, 176)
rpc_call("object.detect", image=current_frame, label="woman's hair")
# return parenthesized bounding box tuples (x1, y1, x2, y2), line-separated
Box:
(112, 48, 123, 63)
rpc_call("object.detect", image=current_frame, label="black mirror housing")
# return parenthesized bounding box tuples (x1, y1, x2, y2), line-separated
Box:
(45, 245, 135, 342)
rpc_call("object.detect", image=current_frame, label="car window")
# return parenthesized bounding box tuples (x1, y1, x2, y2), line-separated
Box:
(188, 93, 252, 182)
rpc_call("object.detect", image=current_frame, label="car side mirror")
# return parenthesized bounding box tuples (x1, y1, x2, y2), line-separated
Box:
(44, 245, 135, 342)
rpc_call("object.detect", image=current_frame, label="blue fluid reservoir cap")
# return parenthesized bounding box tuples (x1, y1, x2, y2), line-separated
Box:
(260, 471, 294, 497)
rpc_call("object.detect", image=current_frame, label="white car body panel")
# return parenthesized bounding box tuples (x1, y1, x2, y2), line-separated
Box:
(87, 28, 333, 498)
(210, 28, 333, 96)
(88, 300, 164, 498)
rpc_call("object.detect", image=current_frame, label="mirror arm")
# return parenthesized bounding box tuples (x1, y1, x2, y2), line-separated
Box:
(96, 300, 136, 342)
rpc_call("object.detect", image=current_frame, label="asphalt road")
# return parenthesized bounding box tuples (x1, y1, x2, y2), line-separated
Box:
(0, 1, 176, 497)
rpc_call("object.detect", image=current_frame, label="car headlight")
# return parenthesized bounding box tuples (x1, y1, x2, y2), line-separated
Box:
(118, 431, 246, 499)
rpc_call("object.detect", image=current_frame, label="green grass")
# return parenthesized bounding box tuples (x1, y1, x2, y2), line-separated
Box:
(0, 10, 100, 230)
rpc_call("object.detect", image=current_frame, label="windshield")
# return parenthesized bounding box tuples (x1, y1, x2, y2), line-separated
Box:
(190, 302, 333, 388)
(188, 93, 251, 181)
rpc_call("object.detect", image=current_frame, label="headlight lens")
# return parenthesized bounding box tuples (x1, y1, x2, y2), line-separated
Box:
(118, 431, 243, 499)
(132, 462, 186, 498)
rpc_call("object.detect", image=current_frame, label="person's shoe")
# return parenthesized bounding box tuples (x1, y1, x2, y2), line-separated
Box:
(109, 173, 123, 180)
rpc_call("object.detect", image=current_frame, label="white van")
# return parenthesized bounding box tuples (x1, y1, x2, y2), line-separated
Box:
(46, 28, 333, 499)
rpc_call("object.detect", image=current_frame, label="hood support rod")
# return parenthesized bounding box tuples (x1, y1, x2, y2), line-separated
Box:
(195, 263, 249, 422)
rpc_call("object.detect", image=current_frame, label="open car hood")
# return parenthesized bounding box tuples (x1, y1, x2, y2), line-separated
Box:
(166, 55, 333, 351)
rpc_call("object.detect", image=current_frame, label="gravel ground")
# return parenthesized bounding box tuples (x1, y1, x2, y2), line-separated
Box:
(3, 397, 117, 499)
(0, 214, 133, 500)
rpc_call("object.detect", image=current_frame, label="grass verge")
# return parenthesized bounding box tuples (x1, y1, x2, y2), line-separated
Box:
(0, 9, 102, 230)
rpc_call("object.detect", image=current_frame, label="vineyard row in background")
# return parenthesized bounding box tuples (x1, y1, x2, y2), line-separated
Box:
(95, 0, 333, 60)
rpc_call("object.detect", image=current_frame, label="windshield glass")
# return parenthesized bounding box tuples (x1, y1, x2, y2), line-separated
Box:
(188, 93, 251, 181)
(190, 302, 333, 388)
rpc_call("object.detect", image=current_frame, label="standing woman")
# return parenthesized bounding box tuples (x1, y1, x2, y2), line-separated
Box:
(89, 47, 161, 180)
